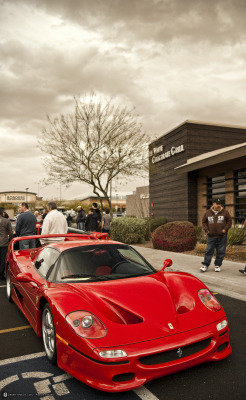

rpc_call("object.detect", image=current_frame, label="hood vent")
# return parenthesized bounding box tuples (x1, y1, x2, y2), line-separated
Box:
(101, 297, 144, 325)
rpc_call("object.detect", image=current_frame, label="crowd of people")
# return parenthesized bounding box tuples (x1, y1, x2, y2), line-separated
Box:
(0, 201, 112, 280)
(0, 198, 245, 282)
(74, 202, 112, 235)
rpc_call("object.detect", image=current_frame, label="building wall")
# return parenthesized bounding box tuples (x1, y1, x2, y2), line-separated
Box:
(0, 191, 37, 204)
(149, 122, 246, 225)
(126, 194, 137, 216)
(126, 186, 149, 218)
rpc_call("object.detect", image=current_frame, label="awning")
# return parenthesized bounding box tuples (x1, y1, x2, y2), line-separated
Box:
(175, 142, 246, 174)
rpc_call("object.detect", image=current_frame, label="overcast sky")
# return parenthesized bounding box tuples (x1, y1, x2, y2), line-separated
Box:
(1, 0, 246, 200)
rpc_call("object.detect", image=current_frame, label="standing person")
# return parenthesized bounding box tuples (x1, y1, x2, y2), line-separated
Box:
(76, 206, 86, 230)
(15, 202, 37, 249)
(3, 211, 9, 219)
(66, 212, 73, 227)
(41, 202, 68, 244)
(0, 208, 14, 280)
(42, 209, 48, 220)
(34, 211, 42, 223)
(200, 198, 232, 272)
(239, 218, 246, 275)
(101, 208, 112, 236)
(92, 202, 102, 232)
(85, 208, 98, 232)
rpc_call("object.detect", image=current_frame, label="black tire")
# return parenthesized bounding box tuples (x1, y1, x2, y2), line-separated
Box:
(6, 266, 13, 303)
(42, 303, 57, 365)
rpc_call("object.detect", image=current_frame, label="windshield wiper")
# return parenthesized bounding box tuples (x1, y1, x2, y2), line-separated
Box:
(91, 275, 116, 281)
(92, 272, 154, 281)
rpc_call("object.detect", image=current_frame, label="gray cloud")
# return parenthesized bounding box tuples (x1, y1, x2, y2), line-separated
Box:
(1, 0, 246, 199)
(20, 0, 246, 44)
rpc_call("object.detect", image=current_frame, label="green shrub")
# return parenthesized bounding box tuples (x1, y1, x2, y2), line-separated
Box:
(152, 221, 197, 252)
(110, 217, 149, 244)
(148, 217, 168, 233)
(227, 224, 246, 246)
(194, 226, 207, 244)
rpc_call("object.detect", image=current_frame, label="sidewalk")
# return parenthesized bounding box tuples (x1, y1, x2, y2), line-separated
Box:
(133, 246, 246, 302)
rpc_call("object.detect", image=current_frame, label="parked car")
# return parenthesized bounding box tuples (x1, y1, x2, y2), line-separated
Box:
(5, 234, 231, 392)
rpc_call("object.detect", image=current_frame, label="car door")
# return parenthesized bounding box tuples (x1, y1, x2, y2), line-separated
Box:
(20, 247, 60, 327)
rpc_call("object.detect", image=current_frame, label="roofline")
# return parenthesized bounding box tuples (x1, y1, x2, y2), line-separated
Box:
(149, 120, 246, 144)
(175, 142, 246, 173)
(0, 191, 37, 195)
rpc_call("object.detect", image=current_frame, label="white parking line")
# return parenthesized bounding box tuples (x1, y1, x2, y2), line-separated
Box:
(22, 372, 53, 379)
(0, 352, 45, 366)
(0, 375, 19, 391)
(53, 374, 72, 383)
(134, 386, 159, 400)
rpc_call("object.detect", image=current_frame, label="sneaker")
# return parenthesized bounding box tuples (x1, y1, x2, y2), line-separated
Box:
(200, 265, 208, 272)
(239, 269, 246, 275)
(215, 266, 221, 272)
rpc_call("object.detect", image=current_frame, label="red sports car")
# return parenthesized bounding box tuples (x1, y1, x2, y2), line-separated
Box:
(5, 234, 231, 392)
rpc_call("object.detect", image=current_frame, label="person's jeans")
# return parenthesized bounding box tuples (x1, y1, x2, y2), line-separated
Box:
(202, 235, 227, 267)
(77, 222, 85, 231)
(19, 238, 36, 250)
(0, 246, 8, 277)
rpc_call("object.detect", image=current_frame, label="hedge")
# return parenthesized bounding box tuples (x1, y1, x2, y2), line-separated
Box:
(110, 217, 149, 244)
(148, 217, 168, 233)
(152, 221, 197, 252)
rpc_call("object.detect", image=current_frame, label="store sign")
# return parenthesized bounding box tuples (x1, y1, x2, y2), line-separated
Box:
(149, 144, 185, 164)
(7, 195, 25, 201)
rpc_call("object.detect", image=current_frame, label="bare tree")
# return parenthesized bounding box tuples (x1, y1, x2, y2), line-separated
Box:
(39, 94, 149, 208)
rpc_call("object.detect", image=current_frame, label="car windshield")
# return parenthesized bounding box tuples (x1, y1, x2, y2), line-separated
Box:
(49, 244, 155, 283)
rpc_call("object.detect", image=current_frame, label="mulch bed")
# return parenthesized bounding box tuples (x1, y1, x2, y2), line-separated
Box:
(135, 241, 246, 263)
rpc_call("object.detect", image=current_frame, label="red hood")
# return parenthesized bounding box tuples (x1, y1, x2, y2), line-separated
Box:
(61, 271, 225, 346)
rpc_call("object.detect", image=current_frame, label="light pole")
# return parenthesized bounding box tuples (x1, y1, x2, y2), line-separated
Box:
(25, 187, 29, 202)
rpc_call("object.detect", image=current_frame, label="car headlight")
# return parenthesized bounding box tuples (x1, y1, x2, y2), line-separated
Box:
(216, 319, 228, 331)
(66, 311, 107, 338)
(99, 350, 127, 359)
(198, 289, 222, 311)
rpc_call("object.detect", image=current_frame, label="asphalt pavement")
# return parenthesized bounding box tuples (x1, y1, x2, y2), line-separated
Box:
(133, 246, 246, 302)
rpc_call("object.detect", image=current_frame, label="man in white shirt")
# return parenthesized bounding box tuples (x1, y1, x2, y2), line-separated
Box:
(41, 202, 68, 244)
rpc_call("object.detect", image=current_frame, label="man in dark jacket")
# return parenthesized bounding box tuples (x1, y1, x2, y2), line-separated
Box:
(15, 202, 37, 249)
(200, 198, 232, 273)
(76, 206, 86, 230)
(92, 203, 102, 232)
(85, 208, 98, 231)
(0, 207, 13, 280)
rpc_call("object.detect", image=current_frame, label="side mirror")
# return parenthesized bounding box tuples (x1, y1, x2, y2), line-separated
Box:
(161, 258, 173, 271)
(16, 272, 41, 286)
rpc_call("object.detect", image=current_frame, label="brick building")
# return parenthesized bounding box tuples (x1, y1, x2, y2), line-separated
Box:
(149, 121, 246, 226)
(126, 186, 149, 218)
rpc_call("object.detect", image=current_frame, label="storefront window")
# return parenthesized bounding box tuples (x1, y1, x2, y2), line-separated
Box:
(207, 175, 225, 207)
(234, 169, 246, 223)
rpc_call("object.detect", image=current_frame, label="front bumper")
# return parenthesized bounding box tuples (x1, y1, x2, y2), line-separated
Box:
(56, 318, 231, 392)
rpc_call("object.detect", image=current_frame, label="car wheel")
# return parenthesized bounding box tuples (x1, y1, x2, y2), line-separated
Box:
(42, 303, 57, 365)
(6, 266, 13, 303)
